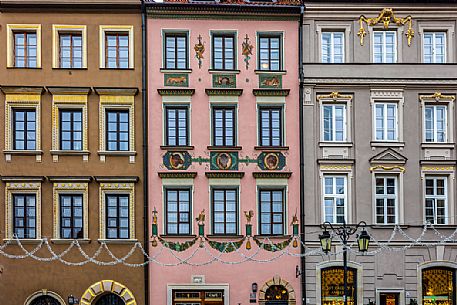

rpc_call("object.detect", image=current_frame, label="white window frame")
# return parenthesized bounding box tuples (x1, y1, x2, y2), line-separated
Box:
(419, 24, 455, 64)
(420, 93, 455, 146)
(374, 175, 398, 225)
(424, 105, 448, 143)
(315, 23, 351, 63)
(321, 31, 345, 63)
(321, 103, 347, 142)
(322, 175, 347, 224)
(374, 102, 398, 141)
(422, 32, 447, 64)
(424, 176, 448, 225)
(372, 30, 398, 63)
(99, 25, 134, 69)
(7, 24, 42, 68)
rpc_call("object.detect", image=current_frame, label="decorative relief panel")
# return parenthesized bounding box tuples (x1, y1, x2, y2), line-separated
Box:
(213, 74, 236, 88)
(259, 74, 282, 89)
(163, 151, 192, 170)
(164, 74, 189, 87)
(210, 152, 238, 170)
(257, 152, 286, 171)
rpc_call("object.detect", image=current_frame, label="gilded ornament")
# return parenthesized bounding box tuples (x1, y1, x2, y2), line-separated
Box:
(420, 92, 455, 102)
(317, 91, 352, 101)
(244, 210, 254, 223)
(242, 34, 254, 70)
(194, 35, 205, 69)
(370, 165, 405, 172)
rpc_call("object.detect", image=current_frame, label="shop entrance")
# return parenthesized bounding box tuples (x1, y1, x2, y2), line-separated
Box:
(172, 290, 224, 305)
(379, 293, 400, 305)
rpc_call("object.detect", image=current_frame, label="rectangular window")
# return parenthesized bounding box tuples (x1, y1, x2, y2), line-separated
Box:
(13, 194, 36, 239)
(212, 106, 236, 146)
(259, 107, 282, 147)
(106, 110, 129, 151)
(259, 189, 284, 235)
(106, 194, 130, 239)
(323, 176, 346, 224)
(13, 109, 36, 150)
(166, 189, 191, 235)
(212, 34, 235, 70)
(423, 32, 446, 63)
(60, 109, 82, 150)
(425, 177, 447, 224)
(14, 31, 37, 68)
(373, 31, 397, 63)
(212, 189, 238, 235)
(321, 32, 344, 63)
(165, 33, 188, 70)
(259, 34, 282, 71)
(425, 105, 447, 142)
(60, 194, 83, 239)
(165, 106, 189, 146)
(322, 104, 346, 142)
(105, 33, 129, 69)
(375, 176, 397, 224)
(59, 33, 82, 68)
(375, 103, 398, 141)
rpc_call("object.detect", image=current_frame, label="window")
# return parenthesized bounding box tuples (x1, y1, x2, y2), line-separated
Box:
(259, 189, 284, 235)
(212, 34, 235, 70)
(166, 189, 191, 235)
(259, 107, 283, 147)
(165, 106, 189, 146)
(105, 33, 129, 69)
(212, 106, 236, 146)
(322, 104, 346, 142)
(258, 34, 282, 71)
(212, 189, 238, 235)
(422, 268, 455, 305)
(13, 31, 37, 68)
(13, 109, 36, 150)
(321, 267, 357, 305)
(60, 194, 83, 239)
(323, 176, 346, 224)
(60, 109, 82, 150)
(165, 33, 188, 70)
(425, 177, 447, 224)
(373, 31, 396, 63)
(59, 33, 82, 68)
(106, 194, 130, 239)
(424, 105, 447, 143)
(13, 194, 36, 239)
(321, 32, 344, 63)
(423, 32, 446, 63)
(106, 110, 129, 151)
(375, 176, 397, 224)
(375, 103, 398, 141)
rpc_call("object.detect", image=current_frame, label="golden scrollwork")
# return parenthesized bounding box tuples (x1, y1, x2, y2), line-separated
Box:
(370, 165, 405, 172)
(357, 8, 414, 46)
(420, 92, 456, 102)
(317, 92, 352, 101)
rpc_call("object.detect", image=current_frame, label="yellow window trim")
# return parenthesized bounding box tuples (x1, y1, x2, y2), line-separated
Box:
(7, 24, 42, 68)
(52, 25, 87, 69)
(99, 25, 134, 69)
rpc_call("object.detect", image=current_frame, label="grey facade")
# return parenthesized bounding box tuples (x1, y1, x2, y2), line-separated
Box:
(302, 2, 457, 305)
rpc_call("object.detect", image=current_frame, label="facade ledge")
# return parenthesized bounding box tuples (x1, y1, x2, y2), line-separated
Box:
(208, 69, 240, 74)
(254, 146, 289, 151)
(97, 239, 138, 244)
(205, 88, 243, 96)
(206, 234, 244, 239)
(319, 142, 353, 147)
(1, 86, 45, 95)
(2, 238, 42, 244)
(254, 70, 287, 75)
(1, 176, 45, 182)
(207, 146, 242, 151)
(317, 159, 355, 164)
(420, 160, 457, 165)
(158, 88, 195, 96)
(3, 150, 43, 155)
(205, 172, 245, 179)
(370, 141, 405, 148)
(253, 89, 289, 96)
(160, 234, 197, 239)
(47, 176, 92, 182)
(253, 235, 291, 240)
(94, 87, 139, 96)
(50, 150, 90, 156)
(94, 176, 139, 183)
(160, 145, 194, 151)
(97, 151, 137, 156)
(47, 86, 91, 95)
(160, 68, 192, 73)
(51, 239, 91, 244)
(421, 143, 455, 149)
(158, 172, 197, 179)
(252, 172, 292, 179)
(370, 225, 409, 229)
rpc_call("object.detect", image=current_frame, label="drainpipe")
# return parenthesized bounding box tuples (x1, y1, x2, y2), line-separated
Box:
(298, 3, 306, 305)
(141, 1, 150, 305)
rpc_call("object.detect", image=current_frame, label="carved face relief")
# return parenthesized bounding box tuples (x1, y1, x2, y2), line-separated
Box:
(169, 152, 185, 169)
(264, 153, 279, 170)
(216, 153, 232, 170)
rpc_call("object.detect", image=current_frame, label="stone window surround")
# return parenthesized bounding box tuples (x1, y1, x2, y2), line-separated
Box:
(256, 96, 287, 147)
(162, 96, 192, 147)
(209, 29, 239, 71)
(317, 93, 353, 146)
(208, 178, 241, 236)
(418, 23, 455, 64)
(99, 25, 134, 69)
(315, 23, 352, 63)
(6, 24, 42, 68)
(161, 29, 191, 71)
(369, 25, 403, 64)
(256, 30, 285, 71)
(52, 24, 87, 69)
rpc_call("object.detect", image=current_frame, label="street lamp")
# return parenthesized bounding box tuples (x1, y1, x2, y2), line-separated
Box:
(319, 221, 370, 305)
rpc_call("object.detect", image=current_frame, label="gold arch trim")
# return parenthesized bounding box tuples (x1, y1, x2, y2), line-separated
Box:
(370, 165, 405, 172)
(80, 280, 137, 305)
(420, 92, 456, 102)
(317, 91, 352, 101)
(258, 275, 296, 305)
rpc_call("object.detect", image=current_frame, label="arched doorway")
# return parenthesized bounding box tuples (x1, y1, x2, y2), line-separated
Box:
(30, 296, 61, 305)
(25, 290, 66, 305)
(259, 275, 296, 305)
(80, 280, 137, 305)
(95, 293, 125, 305)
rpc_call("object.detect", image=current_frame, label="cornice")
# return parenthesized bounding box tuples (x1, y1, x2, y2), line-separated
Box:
(158, 172, 198, 179)
(94, 87, 139, 96)
(205, 172, 245, 179)
(253, 89, 290, 97)
(47, 176, 93, 182)
(205, 89, 243, 96)
(158, 88, 195, 96)
(94, 176, 139, 183)
(1, 176, 45, 182)
(47, 86, 92, 95)
(305, 78, 457, 86)
(0, 86, 45, 95)
(252, 172, 292, 179)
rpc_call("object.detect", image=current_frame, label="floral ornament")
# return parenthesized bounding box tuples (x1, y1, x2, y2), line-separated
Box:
(242, 34, 254, 70)
(207, 237, 245, 253)
(194, 35, 205, 69)
(244, 210, 254, 250)
(158, 236, 198, 252)
(254, 236, 293, 252)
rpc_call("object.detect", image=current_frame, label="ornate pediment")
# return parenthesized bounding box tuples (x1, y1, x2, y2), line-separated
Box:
(369, 148, 407, 165)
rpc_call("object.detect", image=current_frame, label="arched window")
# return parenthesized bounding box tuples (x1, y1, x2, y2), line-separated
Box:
(95, 293, 125, 305)
(422, 267, 455, 305)
(30, 296, 61, 305)
(321, 266, 357, 305)
(265, 285, 289, 305)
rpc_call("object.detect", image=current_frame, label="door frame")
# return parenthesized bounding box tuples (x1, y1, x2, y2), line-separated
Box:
(167, 283, 229, 305)
(376, 288, 405, 305)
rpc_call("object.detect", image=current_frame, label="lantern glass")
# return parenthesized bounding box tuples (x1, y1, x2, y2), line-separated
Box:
(357, 229, 370, 252)
(319, 230, 332, 253)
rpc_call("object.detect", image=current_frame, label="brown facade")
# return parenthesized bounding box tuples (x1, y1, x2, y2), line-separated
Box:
(0, 2, 145, 305)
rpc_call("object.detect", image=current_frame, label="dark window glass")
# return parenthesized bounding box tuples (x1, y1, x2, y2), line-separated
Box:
(321, 267, 357, 305)
(212, 34, 235, 70)
(13, 109, 36, 150)
(60, 194, 83, 239)
(212, 107, 236, 146)
(13, 194, 36, 239)
(165, 33, 188, 69)
(212, 189, 238, 235)
(106, 110, 129, 151)
(259, 35, 282, 71)
(60, 109, 82, 150)
(165, 107, 188, 146)
(30, 296, 61, 305)
(422, 268, 455, 305)
(259, 107, 282, 146)
(95, 294, 125, 305)
(166, 189, 191, 235)
(106, 194, 129, 239)
(259, 189, 284, 235)
(14, 31, 37, 68)
(105, 33, 129, 69)
(59, 33, 82, 68)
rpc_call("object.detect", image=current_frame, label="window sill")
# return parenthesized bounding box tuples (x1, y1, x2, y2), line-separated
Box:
(421, 143, 455, 149)
(52, 67, 88, 70)
(254, 146, 289, 151)
(160, 68, 192, 73)
(159, 234, 197, 239)
(2, 238, 43, 244)
(208, 69, 240, 74)
(50, 150, 90, 155)
(3, 150, 43, 155)
(160, 145, 194, 151)
(97, 239, 138, 244)
(51, 238, 91, 244)
(318, 142, 353, 147)
(98, 151, 137, 156)
(254, 70, 287, 75)
(370, 224, 409, 229)
(207, 146, 242, 151)
(7, 67, 42, 69)
(253, 235, 290, 240)
(206, 234, 244, 239)
(370, 141, 405, 147)
(99, 67, 134, 70)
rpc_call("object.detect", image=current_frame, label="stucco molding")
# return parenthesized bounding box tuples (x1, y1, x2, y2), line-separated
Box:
(205, 172, 245, 179)
(258, 275, 296, 305)
(158, 172, 197, 179)
(158, 88, 195, 96)
(81, 280, 137, 305)
(24, 290, 66, 305)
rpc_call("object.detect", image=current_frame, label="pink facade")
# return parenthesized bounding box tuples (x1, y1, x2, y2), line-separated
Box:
(147, 4, 301, 305)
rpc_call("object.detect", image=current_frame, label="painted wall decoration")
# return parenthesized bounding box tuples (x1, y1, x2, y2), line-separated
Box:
(212, 74, 236, 88)
(242, 34, 254, 70)
(194, 34, 205, 69)
(163, 151, 192, 170)
(259, 74, 282, 88)
(257, 152, 286, 170)
(210, 152, 239, 170)
(164, 74, 189, 87)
